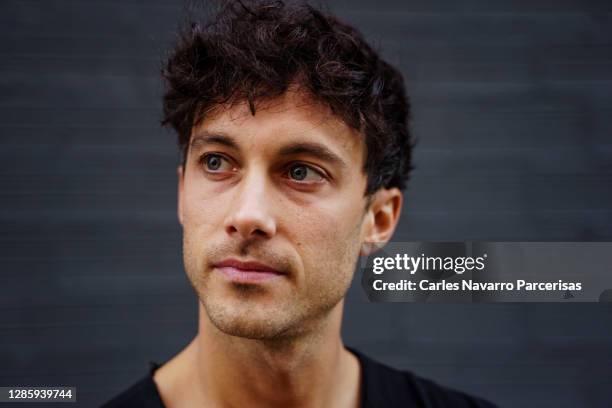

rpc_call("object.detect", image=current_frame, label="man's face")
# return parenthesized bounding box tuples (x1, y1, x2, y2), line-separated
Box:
(179, 91, 371, 340)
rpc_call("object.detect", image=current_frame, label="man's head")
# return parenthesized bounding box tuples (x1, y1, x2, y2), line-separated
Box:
(162, 1, 412, 340)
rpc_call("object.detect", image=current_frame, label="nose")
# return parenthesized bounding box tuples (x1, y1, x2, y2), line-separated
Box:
(224, 170, 277, 240)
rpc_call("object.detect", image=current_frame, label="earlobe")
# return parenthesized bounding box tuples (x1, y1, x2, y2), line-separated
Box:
(360, 188, 403, 255)
(360, 242, 385, 256)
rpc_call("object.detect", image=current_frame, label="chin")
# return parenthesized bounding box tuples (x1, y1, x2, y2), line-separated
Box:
(203, 298, 298, 340)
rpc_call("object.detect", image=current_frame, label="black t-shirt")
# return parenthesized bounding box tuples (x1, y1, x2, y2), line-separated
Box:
(102, 348, 497, 407)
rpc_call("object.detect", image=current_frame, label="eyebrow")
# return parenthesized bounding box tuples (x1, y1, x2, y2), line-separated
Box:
(190, 132, 238, 149)
(190, 131, 348, 169)
(277, 142, 347, 169)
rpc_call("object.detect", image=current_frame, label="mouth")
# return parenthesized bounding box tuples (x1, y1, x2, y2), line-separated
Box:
(213, 258, 285, 284)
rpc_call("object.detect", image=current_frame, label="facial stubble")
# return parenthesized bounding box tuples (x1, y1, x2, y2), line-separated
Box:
(183, 215, 366, 341)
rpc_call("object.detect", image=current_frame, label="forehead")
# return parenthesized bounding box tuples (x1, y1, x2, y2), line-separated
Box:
(191, 91, 365, 164)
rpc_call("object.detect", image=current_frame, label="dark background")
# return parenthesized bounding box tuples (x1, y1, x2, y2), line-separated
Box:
(1, 0, 611, 406)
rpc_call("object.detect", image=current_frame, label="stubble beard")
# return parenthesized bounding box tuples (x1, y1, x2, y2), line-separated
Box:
(184, 259, 356, 342)
(182, 221, 363, 342)
(193, 273, 349, 341)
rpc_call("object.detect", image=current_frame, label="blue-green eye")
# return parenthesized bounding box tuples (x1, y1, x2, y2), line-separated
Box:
(288, 164, 324, 182)
(201, 153, 233, 172)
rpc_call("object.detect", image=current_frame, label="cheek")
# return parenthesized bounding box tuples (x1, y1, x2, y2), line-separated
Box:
(293, 200, 364, 285)
(181, 185, 225, 270)
(182, 184, 222, 231)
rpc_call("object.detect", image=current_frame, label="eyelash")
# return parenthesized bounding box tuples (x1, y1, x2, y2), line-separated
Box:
(198, 153, 235, 173)
(284, 163, 327, 183)
(197, 153, 328, 183)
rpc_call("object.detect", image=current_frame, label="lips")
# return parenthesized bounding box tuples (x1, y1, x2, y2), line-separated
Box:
(213, 258, 285, 283)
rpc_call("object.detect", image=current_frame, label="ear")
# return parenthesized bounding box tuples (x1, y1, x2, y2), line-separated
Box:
(177, 165, 185, 227)
(360, 188, 403, 256)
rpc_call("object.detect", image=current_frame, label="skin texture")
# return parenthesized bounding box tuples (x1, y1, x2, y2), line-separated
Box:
(154, 90, 403, 408)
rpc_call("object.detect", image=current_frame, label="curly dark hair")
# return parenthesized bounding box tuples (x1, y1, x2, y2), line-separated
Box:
(162, 0, 412, 195)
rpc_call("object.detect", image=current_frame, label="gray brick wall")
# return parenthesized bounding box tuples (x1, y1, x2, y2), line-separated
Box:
(1, 1, 611, 406)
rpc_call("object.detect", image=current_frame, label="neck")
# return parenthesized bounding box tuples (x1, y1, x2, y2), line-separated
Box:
(198, 300, 358, 408)
(155, 300, 360, 408)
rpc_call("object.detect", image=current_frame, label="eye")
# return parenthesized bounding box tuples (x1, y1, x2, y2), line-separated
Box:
(287, 164, 325, 182)
(200, 153, 234, 172)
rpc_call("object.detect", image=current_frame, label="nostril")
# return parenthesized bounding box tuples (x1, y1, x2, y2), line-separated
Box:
(226, 223, 270, 239)
(252, 229, 267, 237)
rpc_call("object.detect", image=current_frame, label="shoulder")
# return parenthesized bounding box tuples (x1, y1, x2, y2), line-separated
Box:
(101, 364, 165, 408)
(351, 348, 497, 408)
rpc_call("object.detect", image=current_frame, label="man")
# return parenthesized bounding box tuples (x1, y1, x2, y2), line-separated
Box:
(104, 1, 495, 407)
